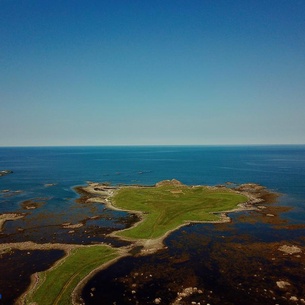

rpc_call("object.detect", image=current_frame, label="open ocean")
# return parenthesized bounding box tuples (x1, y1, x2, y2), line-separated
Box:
(1, 145, 305, 304)
(1, 145, 305, 223)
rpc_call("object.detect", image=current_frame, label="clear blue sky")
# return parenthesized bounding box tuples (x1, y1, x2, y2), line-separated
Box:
(1, 0, 305, 146)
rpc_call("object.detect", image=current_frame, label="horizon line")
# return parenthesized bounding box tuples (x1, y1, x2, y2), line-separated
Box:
(1, 144, 305, 148)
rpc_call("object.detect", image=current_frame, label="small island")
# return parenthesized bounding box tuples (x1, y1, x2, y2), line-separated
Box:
(0, 169, 13, 177)
(10, 179, 272, 305)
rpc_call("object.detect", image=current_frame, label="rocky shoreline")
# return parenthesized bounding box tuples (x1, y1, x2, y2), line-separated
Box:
(2, 180, 283, 305)
(0, 213, 25, 232)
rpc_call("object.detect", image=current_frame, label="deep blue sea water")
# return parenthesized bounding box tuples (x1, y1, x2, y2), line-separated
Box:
(1, 145, 305, 224)
(1, 146, 305, 305)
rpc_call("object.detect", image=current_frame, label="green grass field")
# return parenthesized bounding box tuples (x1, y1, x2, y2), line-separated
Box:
(113, 185, 247, 239)
(23, 184, 247, 304)
(25, 245, 118, 305)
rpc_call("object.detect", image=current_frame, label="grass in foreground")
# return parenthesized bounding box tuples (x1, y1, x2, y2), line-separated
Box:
(25, 245, 118, 305)
(113, 185, 247, 239)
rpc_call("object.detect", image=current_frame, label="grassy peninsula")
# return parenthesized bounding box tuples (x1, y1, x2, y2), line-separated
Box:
(24, 246, 119, 305)
(111, 180, 248, 240)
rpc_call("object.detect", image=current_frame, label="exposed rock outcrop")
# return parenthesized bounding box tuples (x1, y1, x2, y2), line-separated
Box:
(0, 170, 13, 177)
(155, 179, 184, 187)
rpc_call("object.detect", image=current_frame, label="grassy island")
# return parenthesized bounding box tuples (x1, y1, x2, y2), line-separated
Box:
(112, 180, 248, 240)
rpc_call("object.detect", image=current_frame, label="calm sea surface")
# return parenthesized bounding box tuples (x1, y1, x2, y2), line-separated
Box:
(1, 145, 305, 304)
(1, 145, 305, 223)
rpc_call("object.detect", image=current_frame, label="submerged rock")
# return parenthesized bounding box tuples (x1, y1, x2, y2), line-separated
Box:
(276, 281, 291, 289)
(21, 199, 45, 210)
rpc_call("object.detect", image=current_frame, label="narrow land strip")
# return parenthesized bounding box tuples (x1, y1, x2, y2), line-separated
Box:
(17, 245, 122, 305)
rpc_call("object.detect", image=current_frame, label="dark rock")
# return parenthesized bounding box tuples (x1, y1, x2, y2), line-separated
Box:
(0, 170, 13, 177)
